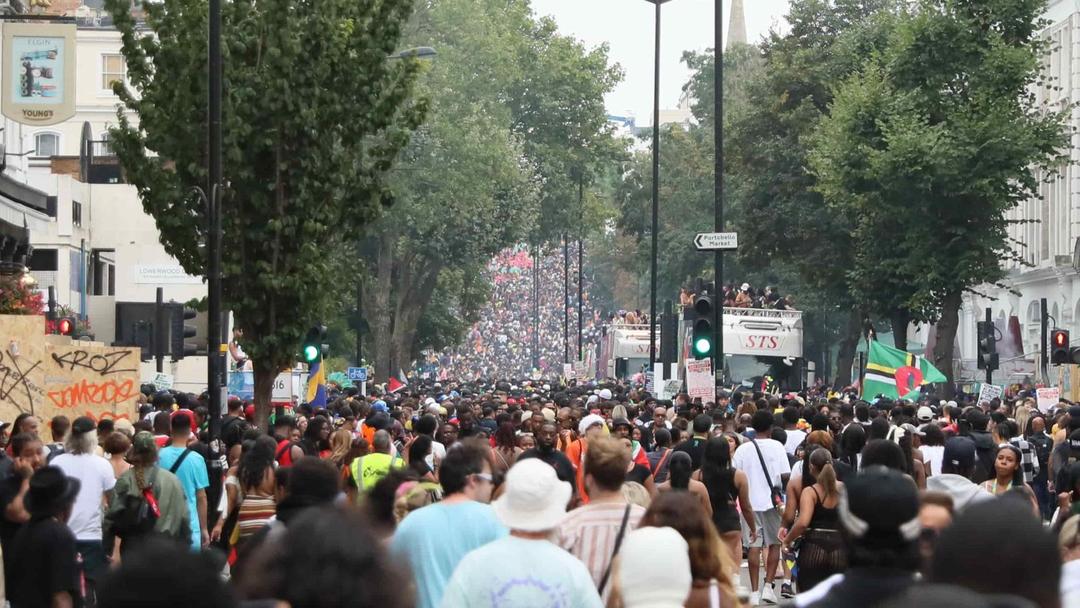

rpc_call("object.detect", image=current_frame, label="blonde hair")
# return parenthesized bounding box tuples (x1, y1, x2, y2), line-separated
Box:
(328, 429, 353, 465)
(611, 404, 629, 421)
(621, 482, 652, 509)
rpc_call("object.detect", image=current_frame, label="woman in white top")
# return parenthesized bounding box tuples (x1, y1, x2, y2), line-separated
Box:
(919, 423, 946, 477)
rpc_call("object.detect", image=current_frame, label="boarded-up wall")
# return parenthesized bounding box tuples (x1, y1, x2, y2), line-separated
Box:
(0, 315, 141, 424)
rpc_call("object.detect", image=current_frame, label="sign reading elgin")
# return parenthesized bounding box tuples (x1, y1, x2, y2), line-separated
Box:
(0, 315, 141, 424)
(1, 22, 77, 126)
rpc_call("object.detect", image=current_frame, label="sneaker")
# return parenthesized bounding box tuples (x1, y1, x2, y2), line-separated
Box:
(780, 582, 795, 598)
(761, 583, 778, 604)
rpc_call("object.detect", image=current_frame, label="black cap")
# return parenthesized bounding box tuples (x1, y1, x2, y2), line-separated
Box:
(25, 466, 80, 516)
(611, 418, 633, 430)
(71, 416, 95, 435)
(840, 466, 920, 547)
(943, 437, 976, 471)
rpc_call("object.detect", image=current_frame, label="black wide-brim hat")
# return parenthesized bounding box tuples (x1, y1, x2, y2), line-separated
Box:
(25, 466, 81, 516)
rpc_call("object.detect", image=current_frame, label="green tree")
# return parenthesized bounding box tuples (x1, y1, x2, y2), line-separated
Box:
(105, 0, 427, 426)
(362, 0, 623, 381)
(810, 0, 1070, 387)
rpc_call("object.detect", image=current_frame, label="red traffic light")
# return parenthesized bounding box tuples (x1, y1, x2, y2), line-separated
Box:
(57, 317, 75, 336)
(1054, 330, 1069, 347)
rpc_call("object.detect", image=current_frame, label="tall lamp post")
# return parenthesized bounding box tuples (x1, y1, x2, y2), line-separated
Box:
(646, 0, 675, 370)
(713, 0, 723, 392)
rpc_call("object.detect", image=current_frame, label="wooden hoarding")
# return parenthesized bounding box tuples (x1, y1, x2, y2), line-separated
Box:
(0, 315, 141, 424)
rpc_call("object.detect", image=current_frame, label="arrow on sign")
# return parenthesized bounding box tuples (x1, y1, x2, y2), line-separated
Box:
(694, 232, 738, 251)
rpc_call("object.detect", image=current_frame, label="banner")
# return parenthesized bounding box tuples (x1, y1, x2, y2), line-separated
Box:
(685, 358, 714, 401)
(2, 22, 76, 126)
(0, 315, 140, 424)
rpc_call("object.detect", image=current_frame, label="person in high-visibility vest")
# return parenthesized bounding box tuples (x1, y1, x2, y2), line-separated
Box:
(347, 429, 403, 502)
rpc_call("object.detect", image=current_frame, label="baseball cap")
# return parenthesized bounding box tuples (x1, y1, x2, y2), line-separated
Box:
(916, 406, 934, 423)
(839, 465, 920, 548)
(71, 416, 95, 435)
(943, 437, 976, 471)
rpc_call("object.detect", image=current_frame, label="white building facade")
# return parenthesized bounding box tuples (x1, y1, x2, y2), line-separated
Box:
(957, 0, 1080, 385)
(0, 7, 209, 390)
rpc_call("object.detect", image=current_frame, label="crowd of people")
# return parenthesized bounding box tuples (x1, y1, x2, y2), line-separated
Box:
(438, 245, 604, 380)
(698, 283, 797, 311)
(0, 379, 1078, 608)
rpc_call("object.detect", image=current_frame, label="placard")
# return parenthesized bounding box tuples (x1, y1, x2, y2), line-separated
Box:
(685, 358, 714, 400)
(1036, 387, 1060, 413)
(976, 383, 1003, 406)
(149, 372, 173, 392)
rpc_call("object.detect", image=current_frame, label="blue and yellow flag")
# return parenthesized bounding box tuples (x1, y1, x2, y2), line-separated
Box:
(306, 358, 327, 407)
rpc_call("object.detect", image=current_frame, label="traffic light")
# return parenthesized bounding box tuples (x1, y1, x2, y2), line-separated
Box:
(133, 320, 153, 362)
(691, 295, 714, 360)
(1051, 329, 1070, 365)
(976, 321, 999, 371)
(56, 316, 76, 336)
(302, 324, 327, 364)
(171, 305, 198, 360)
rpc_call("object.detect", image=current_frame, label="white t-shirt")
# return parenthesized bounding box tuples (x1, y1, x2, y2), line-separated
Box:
(427, 440, 446, 471)
(51, 452, 116, 541)
(920, 445, 945, 477)
(733, 437, 791, 512)
(784, 429, 807, 456)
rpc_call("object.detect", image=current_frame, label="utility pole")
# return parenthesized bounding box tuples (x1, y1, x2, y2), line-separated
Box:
(1041, 298, 1048, 382)
(355, 281, 363, 365)
(984, 307, 993, 385)
(648, 0, 666, 369)
(713, 0, 723, 394)
(577, 178, 584, 363)
(207, 0, 224, 443)
(563, 234, 570, 364)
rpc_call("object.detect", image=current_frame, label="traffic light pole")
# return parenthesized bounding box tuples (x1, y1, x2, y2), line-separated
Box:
(984, 307, 992, 385)
(207, 0, 224, 444)
(1041, 298, 1048, 382)
(713, 0, 723, 395)
(155, 287, 164, 373)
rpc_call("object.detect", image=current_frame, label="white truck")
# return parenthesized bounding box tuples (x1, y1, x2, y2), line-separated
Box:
(597, 307, 805, 389)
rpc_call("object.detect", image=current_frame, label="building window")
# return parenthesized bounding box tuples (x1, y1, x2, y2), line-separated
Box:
(34, 133, 59, 157)
(102, 54, 125, 91)
(72, 200, 82, 227)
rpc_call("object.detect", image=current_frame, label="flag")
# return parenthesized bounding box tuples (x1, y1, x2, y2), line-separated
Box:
(862, 341, 947, 400)
(305, 358, 327, 407)
(387, 369, 408, 393)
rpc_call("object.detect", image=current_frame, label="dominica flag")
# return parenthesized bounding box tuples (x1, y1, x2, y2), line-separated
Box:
(862, 341, 946, 400)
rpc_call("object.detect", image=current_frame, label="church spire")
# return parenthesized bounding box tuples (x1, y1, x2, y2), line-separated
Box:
(727, 0, 747, 48)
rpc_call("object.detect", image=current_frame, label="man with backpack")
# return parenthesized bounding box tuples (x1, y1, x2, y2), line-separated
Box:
(103, 432, 189, 556)
(220, 398, 250, 465)
(157, 412, 209, 550)
(272, 416, 303, 467)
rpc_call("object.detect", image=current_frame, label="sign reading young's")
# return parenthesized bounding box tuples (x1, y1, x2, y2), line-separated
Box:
(2, 23, 76, 126)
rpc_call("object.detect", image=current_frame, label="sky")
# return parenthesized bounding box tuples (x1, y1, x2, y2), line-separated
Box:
(529, 0, 791, 124)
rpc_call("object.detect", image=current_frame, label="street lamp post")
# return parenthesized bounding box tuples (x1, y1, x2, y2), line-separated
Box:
(713, 0, 723, 393)
(646, 0, 674, 371)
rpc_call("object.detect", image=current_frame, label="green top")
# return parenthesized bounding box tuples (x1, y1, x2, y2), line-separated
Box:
(104, 465, 191, 547)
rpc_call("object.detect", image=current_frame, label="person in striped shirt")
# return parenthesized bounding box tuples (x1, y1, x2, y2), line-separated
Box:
(557, 436, 645, 604)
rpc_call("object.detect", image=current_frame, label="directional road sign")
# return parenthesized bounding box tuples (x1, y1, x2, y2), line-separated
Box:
(694, 232, 738, 251)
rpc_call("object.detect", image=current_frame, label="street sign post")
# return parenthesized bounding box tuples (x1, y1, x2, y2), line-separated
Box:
(694, 232, 738, 251)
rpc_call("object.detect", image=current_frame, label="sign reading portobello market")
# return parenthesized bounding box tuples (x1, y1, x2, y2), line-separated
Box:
(2, 22, 77, 126)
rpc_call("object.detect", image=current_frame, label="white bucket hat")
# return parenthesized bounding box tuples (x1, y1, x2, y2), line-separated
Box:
(492, 459, 572, 532)
(598, 388, 613, 400)
(578, 413, 605, 435)
(619, 527, 691, 608)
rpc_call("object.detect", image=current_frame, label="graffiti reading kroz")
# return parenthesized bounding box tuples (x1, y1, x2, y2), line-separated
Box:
(51, 350, 137, 376)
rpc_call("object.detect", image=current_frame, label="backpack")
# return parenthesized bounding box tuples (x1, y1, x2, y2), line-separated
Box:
(112, 468, 160, 540)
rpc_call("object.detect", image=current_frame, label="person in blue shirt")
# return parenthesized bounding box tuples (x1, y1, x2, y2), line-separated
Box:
(391, 440, 505, 608)
(157, 412, 209, 550)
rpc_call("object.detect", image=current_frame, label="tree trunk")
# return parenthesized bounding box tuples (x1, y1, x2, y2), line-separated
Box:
(389, 264, 442, 375)
(252, 362, 277, 431)
(370, 234, 394, 383)
(835, 308, 862, 388)
(890, 309, 911, 352)
(933, 290, 962, 398)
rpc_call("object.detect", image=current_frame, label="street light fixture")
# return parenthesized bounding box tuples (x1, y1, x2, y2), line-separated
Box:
(645, 0, 676, 372)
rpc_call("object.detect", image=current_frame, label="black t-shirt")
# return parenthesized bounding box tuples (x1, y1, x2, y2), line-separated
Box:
(626, 463, 651, 486)
(0, 472, 24, 556)
(9, 517, 82, 608)
(674, 436, 708, 470)
(220, 415, 248, 449)
(518, 447, 576, 488)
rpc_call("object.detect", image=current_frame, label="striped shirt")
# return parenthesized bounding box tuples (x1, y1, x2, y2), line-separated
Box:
(1009, 437, 1040, 484)
(555, 501, 645, 603)
(233, 494, 276, 546)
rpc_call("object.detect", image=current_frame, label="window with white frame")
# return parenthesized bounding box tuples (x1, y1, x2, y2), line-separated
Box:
(102, 54, 125, 91)
(34, 133, 59, 157)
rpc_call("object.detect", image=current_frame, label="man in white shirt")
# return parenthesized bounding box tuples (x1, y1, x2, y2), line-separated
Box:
(782, 406, 806, 457)
(51, 416, 116, 601)
(733, 410, 791, 605)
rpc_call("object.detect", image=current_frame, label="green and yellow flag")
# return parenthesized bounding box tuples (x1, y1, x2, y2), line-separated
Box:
(862, 341, 946, 400)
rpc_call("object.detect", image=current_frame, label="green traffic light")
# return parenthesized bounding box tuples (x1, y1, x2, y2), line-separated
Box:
(302, 344, 320, 362)
(694, 337, 712, 355)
